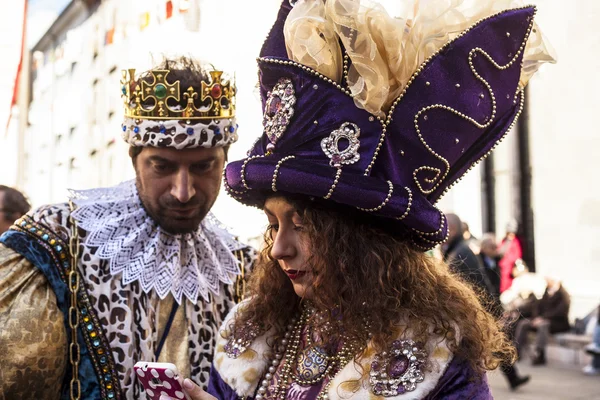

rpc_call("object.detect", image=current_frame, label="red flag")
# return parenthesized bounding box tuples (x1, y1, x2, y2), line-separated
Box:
(166, 1, 173, 19)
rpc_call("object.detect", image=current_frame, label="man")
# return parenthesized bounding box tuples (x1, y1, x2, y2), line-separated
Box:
(515, 275, 571, 366)
(444, 216, 529, 390)
(442, 213, 490, 293)
(0, 185, 31, 234)
(0, 57, 253, 399)
(583, 305, 600, 375)
(479, 233, 501, 298)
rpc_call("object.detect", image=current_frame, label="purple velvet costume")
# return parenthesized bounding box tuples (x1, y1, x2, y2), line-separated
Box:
(207, 356, 493, 399)
(224, 1, 538, 250)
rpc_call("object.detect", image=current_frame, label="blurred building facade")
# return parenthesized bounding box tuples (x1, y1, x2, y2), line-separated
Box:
(4, 0, 600, 318)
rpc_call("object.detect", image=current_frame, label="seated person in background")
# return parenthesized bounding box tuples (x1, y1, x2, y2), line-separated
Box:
(514, 276, 571, 366)
(583, 305, 600, 376)
(500, 259, 547, 321)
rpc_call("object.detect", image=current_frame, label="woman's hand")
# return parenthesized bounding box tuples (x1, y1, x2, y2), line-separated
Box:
(158, 378, 217, 400)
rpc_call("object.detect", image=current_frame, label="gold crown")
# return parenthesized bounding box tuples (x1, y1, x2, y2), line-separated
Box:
(121, 68, 235, 120)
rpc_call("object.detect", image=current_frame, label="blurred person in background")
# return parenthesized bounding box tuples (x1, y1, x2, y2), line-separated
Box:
(445, 222, 531, 390)
(479, 233, 530, 389)
(479, 233, 501, 298)
(582, 304, 600, 375)
(500, 259, 547, 323)
(0, 185, 31, 235)
(0, 57, 254, 398)
(462, 221, 480, 255)
(498, 219, 523, 293)
(443, 213, 492, 294)
(514, 276, 570, 366)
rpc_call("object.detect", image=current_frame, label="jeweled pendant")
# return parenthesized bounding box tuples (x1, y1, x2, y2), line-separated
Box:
(295, 345, 330, 384)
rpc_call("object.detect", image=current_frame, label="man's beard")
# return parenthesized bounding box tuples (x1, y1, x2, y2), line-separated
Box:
(137, 185, 211, 234)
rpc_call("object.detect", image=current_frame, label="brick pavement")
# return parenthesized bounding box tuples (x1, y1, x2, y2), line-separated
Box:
(488, 361, 600, 400)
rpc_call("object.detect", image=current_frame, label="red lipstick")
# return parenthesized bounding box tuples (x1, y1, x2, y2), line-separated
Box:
(284, 270, 307, 280)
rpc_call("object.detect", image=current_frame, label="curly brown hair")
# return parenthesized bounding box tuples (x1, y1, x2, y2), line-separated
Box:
(232, 194, 515, 375)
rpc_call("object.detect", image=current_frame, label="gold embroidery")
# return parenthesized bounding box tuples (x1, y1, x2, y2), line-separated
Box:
(0, 244, 67, 399)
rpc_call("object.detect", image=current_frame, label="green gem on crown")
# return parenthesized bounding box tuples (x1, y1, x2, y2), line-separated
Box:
(154, 84, 167, 99)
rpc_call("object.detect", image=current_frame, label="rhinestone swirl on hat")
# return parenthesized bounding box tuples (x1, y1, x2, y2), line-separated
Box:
(321, 122, 361, 167)
(263, 78, 296, 152)
(369, 339, 427, 397)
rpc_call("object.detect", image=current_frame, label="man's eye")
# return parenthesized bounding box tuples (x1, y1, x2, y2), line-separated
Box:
(153, 164, 169, 172)
(192, 163, 212, 173)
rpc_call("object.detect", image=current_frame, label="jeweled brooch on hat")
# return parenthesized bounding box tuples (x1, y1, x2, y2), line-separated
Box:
(321, 122, 361, 167)
(263, 78, 296, 153)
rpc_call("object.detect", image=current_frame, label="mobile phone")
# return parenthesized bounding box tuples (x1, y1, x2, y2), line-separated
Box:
(134, 361, 190, 400)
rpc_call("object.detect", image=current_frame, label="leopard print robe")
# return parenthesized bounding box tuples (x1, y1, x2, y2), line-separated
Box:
(2, 202, 253, 399)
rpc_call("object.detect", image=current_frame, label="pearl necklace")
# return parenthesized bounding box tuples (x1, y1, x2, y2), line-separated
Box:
(255, 305, 361, 400)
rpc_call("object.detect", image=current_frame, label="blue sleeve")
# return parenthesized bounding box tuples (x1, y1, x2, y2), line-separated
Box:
(207, 364, 253, 400)
(424, 356, 493, 400)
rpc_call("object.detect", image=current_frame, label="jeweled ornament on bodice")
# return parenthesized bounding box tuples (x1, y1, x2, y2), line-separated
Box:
(224, 323, 260, 359)
(369, 339, 428, 396)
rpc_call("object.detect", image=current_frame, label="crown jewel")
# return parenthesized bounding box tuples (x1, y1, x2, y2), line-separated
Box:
(121, 68, 236, 121)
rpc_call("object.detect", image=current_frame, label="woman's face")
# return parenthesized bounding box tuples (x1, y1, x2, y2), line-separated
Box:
(264, 197, 313, 299)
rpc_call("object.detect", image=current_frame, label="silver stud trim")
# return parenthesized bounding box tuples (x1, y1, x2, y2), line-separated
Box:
(271, 155, 295, 192)
(411, 13, 534, 195)
(357, 181, 394, 212)
(363, 5, 536, 177)
(240, 155, 264, 190)
(323, 168, 342, 200)
(396, 187, 413, 221)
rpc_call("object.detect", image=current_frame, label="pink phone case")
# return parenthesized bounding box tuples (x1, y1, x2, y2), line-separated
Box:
(134, 361, 190, 400)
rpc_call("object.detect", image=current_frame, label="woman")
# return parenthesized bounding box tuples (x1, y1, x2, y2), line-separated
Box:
(162, 0, 554, 398)
(498, 220, 523, 293)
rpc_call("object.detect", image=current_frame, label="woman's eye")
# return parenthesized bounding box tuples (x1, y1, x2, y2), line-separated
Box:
(269, 224, 280, 232)
(293, 225, 304, 231)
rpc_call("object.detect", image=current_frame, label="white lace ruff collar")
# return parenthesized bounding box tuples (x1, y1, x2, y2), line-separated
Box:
(69, 180, 244, 304)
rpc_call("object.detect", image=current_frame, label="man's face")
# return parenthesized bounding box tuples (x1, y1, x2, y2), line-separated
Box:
(134, 146, 226, 234)
(481, 240, 497, 257)
(0, 191, 11, 235)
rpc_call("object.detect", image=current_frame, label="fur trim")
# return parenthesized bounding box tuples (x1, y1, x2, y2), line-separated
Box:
(327, 333, 454, 399)
(214, 306, 457, 399)
(213, 300, 272, 398)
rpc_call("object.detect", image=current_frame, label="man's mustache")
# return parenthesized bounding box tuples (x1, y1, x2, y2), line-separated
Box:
(161, 196, 203, 209)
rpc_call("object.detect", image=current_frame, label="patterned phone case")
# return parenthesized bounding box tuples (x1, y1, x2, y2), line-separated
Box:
(134, 362, 190, 400)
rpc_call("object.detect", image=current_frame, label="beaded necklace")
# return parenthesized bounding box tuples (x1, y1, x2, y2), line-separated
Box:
(255, 305, 362, 400)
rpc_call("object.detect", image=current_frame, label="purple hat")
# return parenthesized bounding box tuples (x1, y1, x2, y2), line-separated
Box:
(225, 0, 553, 249)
